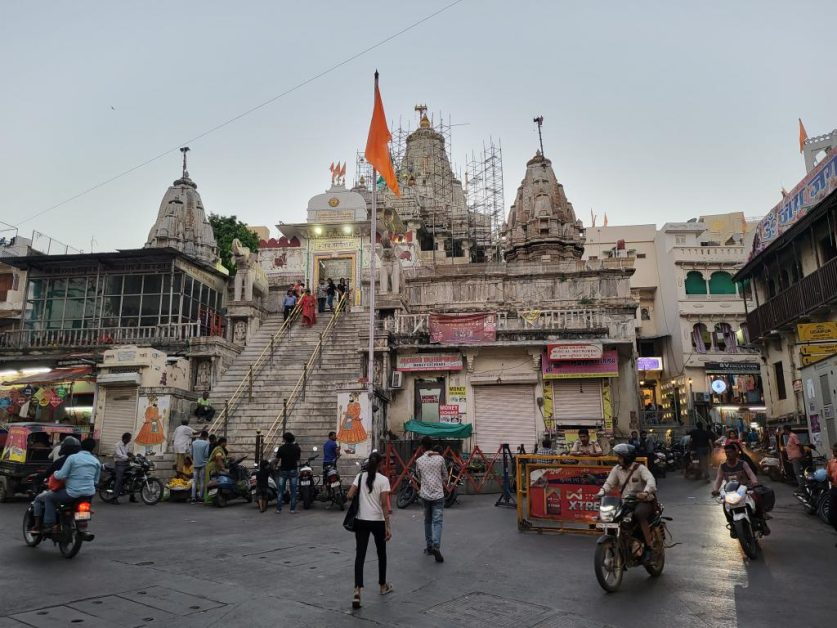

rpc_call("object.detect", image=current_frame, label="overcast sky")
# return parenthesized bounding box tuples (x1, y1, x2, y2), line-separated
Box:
(1, 1, 835, 252)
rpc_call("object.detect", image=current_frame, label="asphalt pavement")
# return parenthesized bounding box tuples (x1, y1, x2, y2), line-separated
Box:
(0, 474, 835, 628)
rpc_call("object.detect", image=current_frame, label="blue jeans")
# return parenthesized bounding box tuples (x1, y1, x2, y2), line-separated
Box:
(192, 466, 206, 500)
(423, 498, 444, 549)
(43, 488, 73, 526)
(276, 469, 298, 511)
(33, 490, 49, 517)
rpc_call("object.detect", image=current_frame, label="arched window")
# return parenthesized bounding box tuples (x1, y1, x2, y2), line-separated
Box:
(737, 279, 752, 300)
(641, 307, 650, 321)
(736, 323, 750, 346)
(708, 271, 736, 295)
(715, 322, 738, 353)
(685, 271, 707, 295)
(691, 323, 710, 353)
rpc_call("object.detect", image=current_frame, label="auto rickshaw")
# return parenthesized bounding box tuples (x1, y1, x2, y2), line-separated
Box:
(0, 423, 86, 501)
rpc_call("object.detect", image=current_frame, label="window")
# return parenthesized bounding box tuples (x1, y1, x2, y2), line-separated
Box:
(715, 322, 737, 352)
(736, 323, 750, 346)
(636, 253, 646, 259)
(641, 308, 650, 321)
(774, 361, 787, 400)
(691, 323, 710, 353)
(821, 374, 832, 406)
(708, 271, 736, 295)
(676, 236, 686, 245)
(820, 235, 837, 263)
(685, 271, 707, 295)
(0, 273, 13, 301)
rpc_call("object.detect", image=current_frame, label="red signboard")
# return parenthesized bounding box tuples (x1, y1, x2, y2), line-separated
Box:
(429, 313, 496, 345)
(528, 465, 612, 523)
(547, 343, 603, 361)
(542, 350, 619, 379)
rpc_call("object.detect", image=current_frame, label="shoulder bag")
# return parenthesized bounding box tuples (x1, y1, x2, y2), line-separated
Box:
(343, 472, 362, 532)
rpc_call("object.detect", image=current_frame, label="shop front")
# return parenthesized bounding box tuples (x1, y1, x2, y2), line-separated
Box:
(394, 353, 463, 426)
(704, 361, 766, 433)
(0, 366, 96, 427)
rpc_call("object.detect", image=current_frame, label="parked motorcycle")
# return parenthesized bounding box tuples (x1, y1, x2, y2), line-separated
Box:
(22, 477, 95, 559)
(795, 465, 830, 522)
(298, 452, 319, 510)
(316, 462, 346, 510)
(593, 495, 670, 592)
(250, 464, 278, 504)
(98, 454, 163, 505)
(758, 449, 783, 482)
(717, 480, 771, 559)
(208, 455, 253, 507)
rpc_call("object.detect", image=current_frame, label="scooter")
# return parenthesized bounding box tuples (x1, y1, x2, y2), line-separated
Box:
(758, 449, 783, 482)
(683, 451, 702, 480)
(208, 455, 253, 507)
(250, 464, 278, 504)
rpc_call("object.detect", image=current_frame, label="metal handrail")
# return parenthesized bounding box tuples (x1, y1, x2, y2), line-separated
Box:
(261, 293, 349, 454)
(207, 303, 302, 434)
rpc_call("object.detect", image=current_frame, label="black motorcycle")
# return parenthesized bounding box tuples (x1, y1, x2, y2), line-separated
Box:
(98, 454, 163, 505)
(22, 477, 95, 559)
(316, 462, 346, 510)
(593, 495, 671, 592)
(795, 460, 830, 523)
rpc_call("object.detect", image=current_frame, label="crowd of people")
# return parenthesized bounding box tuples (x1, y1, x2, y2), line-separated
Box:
(282, 278, 350, 325)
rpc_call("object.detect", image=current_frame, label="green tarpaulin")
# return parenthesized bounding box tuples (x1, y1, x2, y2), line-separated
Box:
(403, 419, 472, 439)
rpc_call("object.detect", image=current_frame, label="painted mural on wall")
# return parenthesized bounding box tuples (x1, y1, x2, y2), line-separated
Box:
(336, 391, 371, 457)
(135, 393, 169, 455)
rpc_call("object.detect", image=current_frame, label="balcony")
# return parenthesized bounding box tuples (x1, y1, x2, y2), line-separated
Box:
(0, 322, 213, 350)
(747, 255, 837, 340)
(671, 245, 747, 265)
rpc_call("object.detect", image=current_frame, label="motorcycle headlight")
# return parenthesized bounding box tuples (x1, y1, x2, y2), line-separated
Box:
(724, 492, 743, 505)
(598, 504, 616, 523)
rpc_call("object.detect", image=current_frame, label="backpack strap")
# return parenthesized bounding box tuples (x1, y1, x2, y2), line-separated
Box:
(619, 463, 639, 494)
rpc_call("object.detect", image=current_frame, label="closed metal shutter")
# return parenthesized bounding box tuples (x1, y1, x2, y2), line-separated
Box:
(98, 386, 138, 456)
(474, 384, 537, 454)
(553, 379, 603, 424)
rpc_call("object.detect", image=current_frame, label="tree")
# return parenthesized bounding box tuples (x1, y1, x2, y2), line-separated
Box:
(208, 213, 260, 275)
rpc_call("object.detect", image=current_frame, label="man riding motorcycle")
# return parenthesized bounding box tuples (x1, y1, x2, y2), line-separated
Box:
(42, 438, 101, 534)
(711, 442, 765, 537)
(596, 443, 657, 561)
(28, 436, 82, 533)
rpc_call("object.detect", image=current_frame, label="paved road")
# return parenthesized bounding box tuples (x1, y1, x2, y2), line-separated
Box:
(1, 475, 834, 627)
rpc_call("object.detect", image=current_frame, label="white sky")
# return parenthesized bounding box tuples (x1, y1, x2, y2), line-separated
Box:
(1, 0, 835, 252)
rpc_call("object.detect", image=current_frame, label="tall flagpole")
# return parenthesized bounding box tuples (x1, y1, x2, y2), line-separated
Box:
(368, 72, 379, 408)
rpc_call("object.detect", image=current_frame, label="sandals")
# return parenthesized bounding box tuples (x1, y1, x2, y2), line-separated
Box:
(352, 588, 362, 609)
(380, 583, 394, 596)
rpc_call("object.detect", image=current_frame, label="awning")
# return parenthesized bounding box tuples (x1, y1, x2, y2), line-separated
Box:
(1, 367, 94, 386)
(403, 419, 473, 439)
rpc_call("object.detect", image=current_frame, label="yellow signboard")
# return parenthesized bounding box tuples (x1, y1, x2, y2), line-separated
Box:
(797, 322, 837, 342)
(800, 343, 837, 356)
(801, 355, 832, 366)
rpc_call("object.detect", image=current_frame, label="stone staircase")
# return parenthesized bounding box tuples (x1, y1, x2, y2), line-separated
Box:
(209, 309, 366, 464)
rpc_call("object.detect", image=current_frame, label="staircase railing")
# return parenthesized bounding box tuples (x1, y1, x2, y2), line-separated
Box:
(261, 293, 349, 454)
(207, 303, 302, 435)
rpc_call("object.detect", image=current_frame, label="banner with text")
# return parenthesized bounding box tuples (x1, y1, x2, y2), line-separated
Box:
(429, 313, 496, 345)
(396, 354, 463, 372)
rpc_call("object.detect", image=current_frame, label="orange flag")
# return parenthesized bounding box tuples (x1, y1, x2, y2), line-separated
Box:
(603, 212, 609, 227)
(365, 72, 400, 197)
(799, 118, 808, 153)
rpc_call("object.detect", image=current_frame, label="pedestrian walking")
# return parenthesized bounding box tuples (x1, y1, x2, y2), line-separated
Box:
(782, 424, 805, 489)
(255, 459, 271, 513)
(191, 430, 210, 503)
(688, 421, 713, 481)
(300, 289, 317, 327)
(346, 451, 392, 609)
(274, 432, 301, 513)
(416, 436, 447, 562)
(113, 432, 136, 504)
(282, 290, 297, 320)
(326, 278, 336, 311)
(172, 418, 194, 474)
(317, 279, 328, 313)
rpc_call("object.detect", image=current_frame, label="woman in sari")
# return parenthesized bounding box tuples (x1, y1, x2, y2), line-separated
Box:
(203, 436, 228, 503)
(300, 289, 317, 327)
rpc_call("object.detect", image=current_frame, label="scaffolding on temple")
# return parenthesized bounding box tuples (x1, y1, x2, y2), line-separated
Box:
(465, 139, 505, 261)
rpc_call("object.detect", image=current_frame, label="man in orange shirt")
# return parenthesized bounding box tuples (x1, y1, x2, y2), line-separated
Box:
(782, 424, 805, 489)
(827, 442, 837, 539)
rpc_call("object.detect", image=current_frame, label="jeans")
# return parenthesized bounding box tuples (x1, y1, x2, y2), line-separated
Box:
(43, 488, 73, 526)
(283, 305, 293, 320)
(423, 498, 444, 549)
(326, 294, 334, 310)
(276, 469, 298, 511)
(113, 461, 130, 499)
(695, 447, 710, 480)
(192, 466, 206, 500)
(790, 458, 805, 487)
(195, 406, 215, 421)
(354, 519, 387, 588)
(317, 297, 326, 313)
(33, 490, 49, 518)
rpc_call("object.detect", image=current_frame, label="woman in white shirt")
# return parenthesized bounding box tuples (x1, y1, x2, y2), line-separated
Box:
(346, 451, 393, 608)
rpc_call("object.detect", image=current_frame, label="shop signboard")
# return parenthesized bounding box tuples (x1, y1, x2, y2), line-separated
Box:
(542, 350, 618, 379)
(704, 362, 761, 374)
(439, 404, 462, 424)
(447, 385, 466, 421)
(799, 342, 837, 356)
(797, 322, 837, 342)
(311, 237, 361, 252)
(636, 357, 663, 371)
(528, 464, 612, 523)
(801, 354, 830, 366)
(396, 354, 463, 372)
(429, 313, 496, 345)
(547, 343, 602, 361)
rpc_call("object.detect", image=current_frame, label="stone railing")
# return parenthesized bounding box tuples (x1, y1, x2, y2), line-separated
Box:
(671, 246, 746, 264)
(402, 257, 634, 280)
(0, 322, 205, 349)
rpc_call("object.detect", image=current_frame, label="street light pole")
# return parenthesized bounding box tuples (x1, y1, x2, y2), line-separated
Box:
(688, 378, 694, 425)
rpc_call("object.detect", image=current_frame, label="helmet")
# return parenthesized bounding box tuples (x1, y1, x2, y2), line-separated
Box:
(812, 468, 828, 483)
(59, 436, 81, 456)
(612, 443, 636, 465)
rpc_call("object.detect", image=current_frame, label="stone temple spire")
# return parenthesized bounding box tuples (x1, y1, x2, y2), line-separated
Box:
(145, 149, 219, 266)
(503, 151, 585, 262)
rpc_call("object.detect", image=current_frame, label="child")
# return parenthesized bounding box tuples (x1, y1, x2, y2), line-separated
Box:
(255, 459, 271, 513)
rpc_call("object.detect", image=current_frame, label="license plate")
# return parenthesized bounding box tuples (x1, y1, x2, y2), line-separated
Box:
(74, 512, 91, 521)
(300, 480, 311, 486)
(330, 481, 340, 488)
(208, 489, 218, 496)
(596, 522, 619, 529)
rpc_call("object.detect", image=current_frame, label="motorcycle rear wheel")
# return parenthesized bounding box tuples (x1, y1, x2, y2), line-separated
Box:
(58, 521, 84, 559)
(98, 479, 117, 504)
(397, 485, 416, 509)
(214, 493, 227, 508)
(140, 478, 163, 505)
(22, 508, 42, 547)
(301, 485, 313, 510)
(734, 520, 758, 559)
(444, 489, 458, 508)
(817, 494, 830, 524)
(594, 540, 623, 592)
(333, 487, 346, 511)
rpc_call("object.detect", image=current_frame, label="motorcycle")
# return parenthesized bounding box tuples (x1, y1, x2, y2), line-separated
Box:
(98, 454, 163, 505)
(683, 450, 702, 480)
(208, 455, 253, 507)
(22, 477, 95, 559)
(396, 460, 462, 509)
(298, 452, 319, 510)
(795, 465, 830, 522)
(717, 480, 770, 559)
(317, 462, 346, 510)
(758, 449, 783, 482)
(593, 495, 670, 592)
(250, 464, 278, 504)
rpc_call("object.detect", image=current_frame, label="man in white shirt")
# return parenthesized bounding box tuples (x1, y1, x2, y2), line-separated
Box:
(113, 432, 135, 504)
(172, 418, 195, 474)
(571, 428, 603, 456)
(415, 436, 448, 563)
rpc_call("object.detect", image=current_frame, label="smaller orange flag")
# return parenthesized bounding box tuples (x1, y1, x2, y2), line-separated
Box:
(799, 118, 808, 153)
(603, 212, 609, 227)
(365, 72, 400, 197)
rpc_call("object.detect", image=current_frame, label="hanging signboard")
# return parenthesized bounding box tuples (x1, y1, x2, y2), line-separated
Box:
(704, 362, 761, 374)
(547, 343, 603, 361)
(799, 342, 837, 356)
(636, 357, 663, 371)
(439, 405, 462, 424)
(429, 313, 496, 345)
(542, 350, 618, 379)
(797, 322, 837, 342)
(396, 354, 463, 372)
